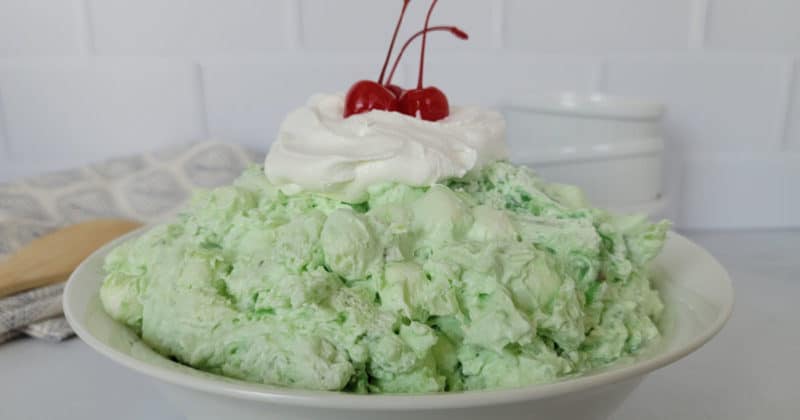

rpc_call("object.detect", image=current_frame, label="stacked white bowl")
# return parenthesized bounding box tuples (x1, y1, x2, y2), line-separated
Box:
(503, 93, 666, 216)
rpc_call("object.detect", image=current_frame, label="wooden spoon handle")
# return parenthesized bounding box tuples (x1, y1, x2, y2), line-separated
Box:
(0, 219, 142, 298)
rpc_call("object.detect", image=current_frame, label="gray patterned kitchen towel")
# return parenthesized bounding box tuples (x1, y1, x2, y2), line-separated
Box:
(0, 141, 260, 344)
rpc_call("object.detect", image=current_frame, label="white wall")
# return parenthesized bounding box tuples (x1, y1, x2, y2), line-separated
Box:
(0, 0, 798, 229)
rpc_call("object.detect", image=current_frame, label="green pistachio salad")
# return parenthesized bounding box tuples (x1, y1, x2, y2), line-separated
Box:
(100, 93, 670, 393)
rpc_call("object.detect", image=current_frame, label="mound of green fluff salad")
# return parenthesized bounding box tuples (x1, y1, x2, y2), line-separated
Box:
(100, 161, 669, 393)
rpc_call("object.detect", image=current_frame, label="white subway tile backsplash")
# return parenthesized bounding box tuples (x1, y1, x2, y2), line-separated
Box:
(0, 0, 82, 56)
(286, 0, 302, 49)
(505, 0, 693, 52)
(687, 0, 710, 50)
(605, 54, 791, 154)
(0, 0, 796, 228)
(707, 0, 800, 51)
(400, 52, 601, 107)
(202, 53, 406, 149)
(681, 154, 800, 229)
(299, 0, 394, 51)
(300, 0, 497, 51)
(0, 58, 206, 172)
(604, 54, 792, 226)
(786, 60, 800, 151)
(89, 0, 290, 55)
(403, 0, 499, 50)
(0, 94, 8, 180)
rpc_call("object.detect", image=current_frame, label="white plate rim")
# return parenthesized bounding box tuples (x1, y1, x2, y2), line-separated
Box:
(64, 229, 734, 411)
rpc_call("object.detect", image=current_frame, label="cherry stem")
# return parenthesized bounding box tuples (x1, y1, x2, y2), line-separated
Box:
(417, 0, 438, 89)
(378, 0, 411, 85)
(385, 26, 467, 86)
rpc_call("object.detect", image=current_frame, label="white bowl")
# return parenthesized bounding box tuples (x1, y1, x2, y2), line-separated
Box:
(607, 196, 669, 219)
(64, 230, 733, 420)
(504, 93, 666, 208)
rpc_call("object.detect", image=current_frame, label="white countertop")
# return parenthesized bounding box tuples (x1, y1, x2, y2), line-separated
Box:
(1, 230, 797, 420)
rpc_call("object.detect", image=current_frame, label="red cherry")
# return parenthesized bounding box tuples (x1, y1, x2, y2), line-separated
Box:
(386, 84, 405, 98)
(343, 0, 469, 121)
(344, 80, 398, 117)
(398, 86, 449, 121)
(397, 0, 450, 121)
(385, 25, 468, 120)
(343, 1, 409, 118)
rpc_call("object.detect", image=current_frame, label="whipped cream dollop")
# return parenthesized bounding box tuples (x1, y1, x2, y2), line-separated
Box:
(265, 93, 508, 202)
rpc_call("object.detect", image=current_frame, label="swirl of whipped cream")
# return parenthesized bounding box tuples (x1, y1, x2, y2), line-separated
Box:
(265, 93, 508, 202)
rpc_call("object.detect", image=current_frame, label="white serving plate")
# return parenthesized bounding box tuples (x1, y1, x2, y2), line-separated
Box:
(64, 229, 733, 420)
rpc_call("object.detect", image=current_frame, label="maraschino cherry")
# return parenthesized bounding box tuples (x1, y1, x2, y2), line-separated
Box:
(343, 1, 410, 118)
(385, 83, 406, 98)
(344, 0, 466, 121)
(398, 0, 450, 121)
(342, 81, 398, 117)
